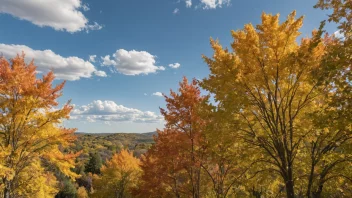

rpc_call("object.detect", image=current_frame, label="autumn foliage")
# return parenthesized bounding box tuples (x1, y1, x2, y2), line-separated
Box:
(199, 9, 352, 197)
(135, 3, 351, 198)
(92, 149, 141, 198)
(0, 54, 78, 197)
(0, 1, 351, 198)
(135, 78, 209, 197)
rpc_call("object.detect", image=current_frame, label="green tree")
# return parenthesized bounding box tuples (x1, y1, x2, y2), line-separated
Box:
(55, 179, 77, 198)
(85, 152, 102, 174)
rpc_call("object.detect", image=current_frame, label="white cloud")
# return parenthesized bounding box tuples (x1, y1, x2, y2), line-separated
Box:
(334, 30, 345, 39)
(144, 93, 148, 96)
(89, 55, 97, 62)
(94, 70, 107, 77)
(173, 8, 180, 14)
(185, 0, 192, 8)
(101, 49, 165, 75)
(85, 22, 103, 33)
(0, 0, 102, 33)
(152, 92, 163, 97)
(0, 43, 106, 81)
(71, 100, 164, 123)
(200, 0, 230, 9)
(169, 62, 180, 69)
(101, 55, 117, 66)
(82, 3, 90, 11)
(86, 116, 96, 122)
(178, 0, 229, 9)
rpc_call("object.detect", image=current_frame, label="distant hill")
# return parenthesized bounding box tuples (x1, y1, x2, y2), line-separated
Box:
(70, 132, 156, 166)
(75, 131, 157, 136)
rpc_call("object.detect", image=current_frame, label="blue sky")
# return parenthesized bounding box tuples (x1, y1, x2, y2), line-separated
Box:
(0, 0, 336, 133)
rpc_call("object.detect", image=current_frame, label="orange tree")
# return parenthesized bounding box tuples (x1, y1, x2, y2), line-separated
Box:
(0, 54, 79, 198)
(136, 77, 211, 197)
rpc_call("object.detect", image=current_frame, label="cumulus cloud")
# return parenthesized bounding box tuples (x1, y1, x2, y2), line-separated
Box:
(101, 49, 165, 75)
(89, 55, 97, 62)
(152, 92, 163, 97)
(71, 100, 164, 123)
(185, 0, 192, 8)
(173, 8, 180, 14)
(169, 62, 180, 69)
(0, 0, 102, 33)
(200, 0, 230, 9)
(0, 43, 106, 81)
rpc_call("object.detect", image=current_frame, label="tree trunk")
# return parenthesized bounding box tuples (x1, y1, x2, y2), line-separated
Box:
(3, 179, 11, 198)
(285, 179, 295, 198)
(4, 187, 10, 198)
(196, 168, 201, 198)
(218, 177, 224, 198)
(312, 184, 323, 198)
(285, 166, 295, 198)
(306, 162, 315, 198)
(252, 186, 262, 198)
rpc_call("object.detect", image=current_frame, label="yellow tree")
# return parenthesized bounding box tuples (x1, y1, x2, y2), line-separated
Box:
(77, 186, 89, 198)
(0, 54, 78, 198)
(315, 0, 352, 36)
(201, 11, 352, 197)
(6, 160, 58, 198)
(314, 0, 351, 125)
(92, 149, 141, 198)
(306, 1, 352, 197)
(198, 104, 251, 197)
